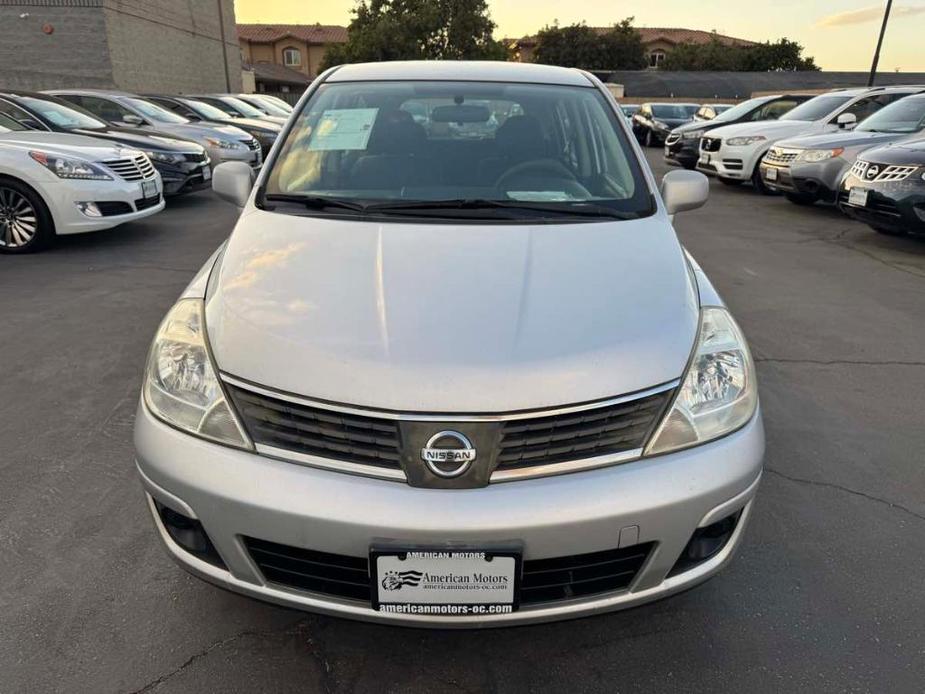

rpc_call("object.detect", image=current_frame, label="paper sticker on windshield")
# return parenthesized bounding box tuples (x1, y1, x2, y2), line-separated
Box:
(507, 191, 576, 202)
(308, 108, 378, 151)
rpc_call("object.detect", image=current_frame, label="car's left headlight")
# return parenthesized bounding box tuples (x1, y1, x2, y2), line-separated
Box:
(205, 137, 244, 150)
(145, 150, 185, 165)
(799, 147, 845, 163)
(29, 151, 112, 180)
(143, 299, 251, 449)
(726, 136, 766, 146)
(682, 130, 705, 140)
(645, 307, 757, 456)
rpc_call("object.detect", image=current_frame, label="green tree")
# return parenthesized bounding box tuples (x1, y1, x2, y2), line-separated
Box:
(533, 19, 646, 70)
(662, 37, 819, 72)
(321, 0, 507, 70)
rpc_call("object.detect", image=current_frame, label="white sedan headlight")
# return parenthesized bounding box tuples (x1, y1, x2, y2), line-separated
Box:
(645, 307, 757, 456)
(726, 136, 767, 146)
(29, 151, 112, 180)
(144, 299, 251, 448)
(799, 147, 845, 163)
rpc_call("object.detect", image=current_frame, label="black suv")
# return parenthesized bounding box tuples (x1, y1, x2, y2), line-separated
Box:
(664, 94, 812, 170)
(631, 103, 699, 146)
(0, 91, 211, 196)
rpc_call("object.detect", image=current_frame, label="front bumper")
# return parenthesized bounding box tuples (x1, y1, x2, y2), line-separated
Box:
(156, 161, 212, 197)
(760, 159, 844, 202)
(135, 400, 765, 627)
(664, 138, 699, 168)
(838, 175, 925, 234)
(42, 176, 165, 235)
(697, 143, 763, 181)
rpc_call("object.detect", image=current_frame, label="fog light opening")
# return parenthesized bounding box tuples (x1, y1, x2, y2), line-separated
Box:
(76, 201, 102, 218)
(668, 511, 741, 577)
(154, 500, 226, 568)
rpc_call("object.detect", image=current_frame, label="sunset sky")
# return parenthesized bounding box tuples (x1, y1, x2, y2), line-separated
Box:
(234, 0, 925, 72)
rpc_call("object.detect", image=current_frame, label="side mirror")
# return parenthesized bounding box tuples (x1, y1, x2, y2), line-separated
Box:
(837, 112, 857, 129)
(123, 114, 144, 126)
(212, 161, 255, 207)
(661, 170, 709, 216)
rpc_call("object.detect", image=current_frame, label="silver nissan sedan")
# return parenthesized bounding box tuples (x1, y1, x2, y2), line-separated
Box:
(134, 61, 764, 627)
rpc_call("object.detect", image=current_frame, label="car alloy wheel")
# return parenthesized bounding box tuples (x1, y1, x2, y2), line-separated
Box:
(0, 186, 38, 249)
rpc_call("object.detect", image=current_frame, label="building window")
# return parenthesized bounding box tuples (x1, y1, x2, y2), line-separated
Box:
(282, 47, 302, 67)
(648, 50, 666, 68)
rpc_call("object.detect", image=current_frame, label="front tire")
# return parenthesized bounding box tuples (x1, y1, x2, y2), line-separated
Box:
(0, 179, 54, 254)
(751, 167, 774, 195)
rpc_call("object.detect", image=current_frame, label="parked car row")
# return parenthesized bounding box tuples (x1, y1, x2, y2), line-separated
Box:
(660, 86, 925, 237)
(0, 88, 289, 253)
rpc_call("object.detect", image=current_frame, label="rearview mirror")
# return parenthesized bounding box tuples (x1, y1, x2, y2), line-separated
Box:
(661, 170, 709, 216)
(123, 114, 144, 126)
(836, 112, 857, 129)
(431, 104, 491, 123)
(212, 161, 255, 207)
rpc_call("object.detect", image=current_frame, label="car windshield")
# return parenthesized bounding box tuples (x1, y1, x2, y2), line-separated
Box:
(713, 105, 732, 113)
(221, 96, 264, 118)
(712, 97, 768, 122)
(0, 112, 27, 132)
(780, 95, 853, 122)
(264, 80, 653, 222)
(260, 95, 293, 112)
(184, 98, 232, 121)
(243, 96, 290, 117)
(126, 97, 189, 124)
(857, 96, 925, 133)
(651, 104, 698, 119)
(20, 96, 107, 130)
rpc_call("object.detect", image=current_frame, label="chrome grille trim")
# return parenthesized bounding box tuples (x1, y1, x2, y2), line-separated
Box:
(763, 147, 801, 166)
(100, 153, 157, 181)
(851, 160, 919, 182)
(876, 165, 918, 182)
(665, 133, 680, 145)
(850, 160, 869, 178)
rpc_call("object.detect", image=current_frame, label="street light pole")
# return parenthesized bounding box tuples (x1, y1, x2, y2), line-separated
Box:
(867, 0, 893, 86)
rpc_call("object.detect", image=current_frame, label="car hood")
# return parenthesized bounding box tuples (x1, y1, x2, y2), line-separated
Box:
(776, 130, 902, 150)
(0, 131, 132, 159)
(205, 211, 699, 412)
(862, 137, 925, 165)
(69, 126, 203, 152)
(154, 122, 250, 142)
(673, 120, 723, 135)
(230, 117, 282, 132)
(657, 117, 691, 128)
(708, 119, 813, 140)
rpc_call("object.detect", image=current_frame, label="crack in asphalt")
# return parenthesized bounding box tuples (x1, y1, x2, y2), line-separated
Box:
(755, 357, 925, 367)
(127, 619, 312, 694)
(766, 468, 925, 523)
(305, 627, 338, 694)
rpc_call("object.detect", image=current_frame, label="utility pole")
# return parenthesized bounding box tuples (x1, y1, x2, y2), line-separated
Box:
(867, 0, 893, 86)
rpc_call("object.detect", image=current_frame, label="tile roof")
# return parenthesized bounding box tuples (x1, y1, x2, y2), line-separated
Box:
(247, 61, 312, 85)
(237, 23, 349, 45)
(513, 27, 756, 48)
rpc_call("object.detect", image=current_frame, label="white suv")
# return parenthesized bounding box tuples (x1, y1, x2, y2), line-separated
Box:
(697, 87, 923, 192)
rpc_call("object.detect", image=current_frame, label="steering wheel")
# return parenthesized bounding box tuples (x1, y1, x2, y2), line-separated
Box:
(495, 159, 581, 191)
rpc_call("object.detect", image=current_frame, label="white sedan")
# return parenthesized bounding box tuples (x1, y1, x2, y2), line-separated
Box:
(0, 112, 164, 253)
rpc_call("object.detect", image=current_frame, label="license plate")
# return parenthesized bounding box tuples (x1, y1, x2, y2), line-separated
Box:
(699, 153, 710, 165)
(141, 179, 157, 199)
(371, 547, 520, 616)
(202, 166, 212, 181)
(848, 187, 869, 207)
(765, 167, 778, 182)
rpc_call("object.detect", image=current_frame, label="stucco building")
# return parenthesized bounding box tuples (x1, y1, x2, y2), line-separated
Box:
(0, 0, 241, 92)
(237, 24, 348, 92)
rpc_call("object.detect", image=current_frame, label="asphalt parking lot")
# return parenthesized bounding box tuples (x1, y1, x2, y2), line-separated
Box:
(2, 149, 924, 693)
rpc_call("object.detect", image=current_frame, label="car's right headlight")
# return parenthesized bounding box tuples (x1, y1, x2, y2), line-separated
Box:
(645, 307, 758, 456)
(29, 151, 112, 180)
(143, 299, 251, 449)
(204, 137, 244, 150)
(726, 135, 767, 146)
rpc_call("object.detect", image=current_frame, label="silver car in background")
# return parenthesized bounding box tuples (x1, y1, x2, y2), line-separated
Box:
(760, 92, 925, 204)
(45, 89, 264, 169)
(135, 61, 764, 627)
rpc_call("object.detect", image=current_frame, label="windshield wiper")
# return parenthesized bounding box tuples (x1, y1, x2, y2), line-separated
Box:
(366, 199, 638, 220)
(263, 193, 370, 212)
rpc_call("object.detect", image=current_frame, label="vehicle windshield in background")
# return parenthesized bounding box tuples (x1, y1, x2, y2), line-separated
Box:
(780, 95, 852, 122)
(184, 98, 234, 121)
(19, 96, 107, 130)
(126, 97, 189, 124)
(245, 98, 290, 117)
(652, 104, 698, 119)
(713, 105, 733, 114)
(0, 112, 27, 132)
(856, 96, 925, 133)
(222, 97, 265, 118)
(264, 80, 653, 220)
(712, 97, 767, 122)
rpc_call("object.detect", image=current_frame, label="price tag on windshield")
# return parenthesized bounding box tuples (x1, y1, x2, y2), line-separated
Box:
(308, 108, 379, 151)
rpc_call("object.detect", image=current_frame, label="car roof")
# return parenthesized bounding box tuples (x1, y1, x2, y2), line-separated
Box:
(43, 88, 135, 97)
(325, 61, 593, 87)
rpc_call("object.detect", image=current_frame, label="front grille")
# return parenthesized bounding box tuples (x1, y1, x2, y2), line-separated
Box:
(101, 153, 157, 181)
(665, 133, 680, 145)
(243, 536, 654, 607)
(227, 385, 402, 470)
(838, 191, 902, 217)
(722, 158, 744, 171)
(245, 138, 260, 151)
(228, 383, 671, 478)
(183, 151, 208, 163)
(763, 147, 800, 166)
(134, 194, 161, 211)
(95, 201, 132, 216)
(495, 390, 671, 470)
(851, 160, 919, 183)
(701, 137, 721, 152)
